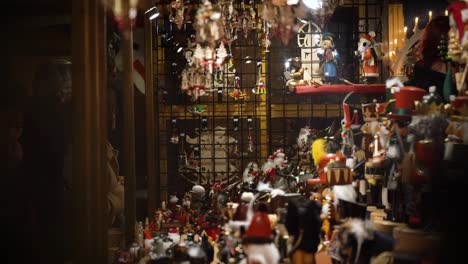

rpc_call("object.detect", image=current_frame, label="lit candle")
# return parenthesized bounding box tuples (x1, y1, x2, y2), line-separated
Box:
(445, 10, 448, 17)
(404, 26, 408, 35)
(413, 17, 419, 33)
(429, 11, 432, 21)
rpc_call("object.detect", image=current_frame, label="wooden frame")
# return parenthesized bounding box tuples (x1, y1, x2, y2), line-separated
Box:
(120, 0, 137, 245)
(144, 1, 159, 218)
(72, 0, 108, 260)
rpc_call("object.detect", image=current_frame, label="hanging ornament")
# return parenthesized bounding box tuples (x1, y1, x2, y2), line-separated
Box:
(221, 0, 239, 50)
(193, 44, 205, 61)
(237, 7, 257, 39)
(261, 2, 296, 46)
(276, 7, 296, 46)
(252, 80, 267, 95)
(194, 0, 225, 48)
(223, 56, 237, 87)
(181, 43, 216, 100)
(247, 116, 254, 153)
(229, 76, 247, 100)
(188, 105, 205, 115)
(192, 43, 227, 74)
(214, 68, 224, 88)
(308, 0, 342, 29)
(217, 42, 228, 64)
(252, 61, 267, 94)
(181, 64, 213, 101)
(171, 133, 180, 144)
(168, 0, 190, 30)
(171, 119, 179, 144)
(259, 19, 272, 53)
(205, 46, 215, 73)
(178, 133, 189, 167)
(248, 134, 254, 153)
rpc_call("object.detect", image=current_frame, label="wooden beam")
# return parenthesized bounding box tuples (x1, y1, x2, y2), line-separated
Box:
(121, 0, 137, 245)
(72, 0, 107, 261)
(155, 20, 165, 206)
(144, 8, 158, 217)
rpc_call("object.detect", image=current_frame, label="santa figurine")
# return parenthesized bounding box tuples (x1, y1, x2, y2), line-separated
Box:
(356, 31, 379, 83)
(241, 203, 280, 264)
(262, 152, 278, 184)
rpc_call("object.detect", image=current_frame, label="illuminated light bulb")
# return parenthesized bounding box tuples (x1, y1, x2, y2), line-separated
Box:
(303, 0, 322, 9)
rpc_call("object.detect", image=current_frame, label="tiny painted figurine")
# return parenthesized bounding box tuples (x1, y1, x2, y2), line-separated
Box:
(318, 33, 339, 84)
(286, 57, 308, 93)
(356, 31, 379, 83)
(229, 76, 247, 100)
(252, 79, 267, 94)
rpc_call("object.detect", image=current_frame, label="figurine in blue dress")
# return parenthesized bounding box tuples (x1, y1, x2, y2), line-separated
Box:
(318, 33, 339, 84)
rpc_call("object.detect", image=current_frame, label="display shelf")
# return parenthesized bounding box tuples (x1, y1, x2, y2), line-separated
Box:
(295, 84, 386, 95)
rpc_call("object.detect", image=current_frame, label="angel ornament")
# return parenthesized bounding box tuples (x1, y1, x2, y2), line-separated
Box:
(168, 0, 189, 30)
